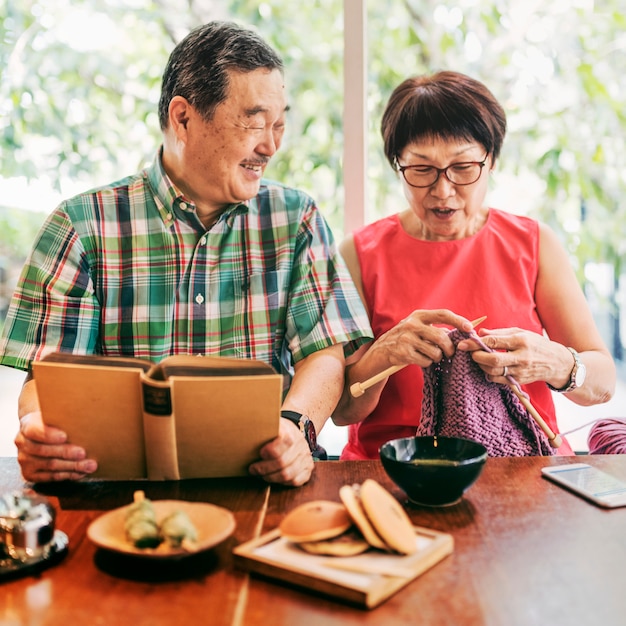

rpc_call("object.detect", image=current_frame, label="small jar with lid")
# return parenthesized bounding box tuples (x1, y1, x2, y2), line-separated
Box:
(0, 491, 56, 563)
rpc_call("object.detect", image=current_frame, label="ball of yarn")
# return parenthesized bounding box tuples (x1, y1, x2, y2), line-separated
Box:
(587, 418, 626, 455)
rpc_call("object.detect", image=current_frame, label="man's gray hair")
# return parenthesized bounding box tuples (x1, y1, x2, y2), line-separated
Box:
(158, 21, 283, 130)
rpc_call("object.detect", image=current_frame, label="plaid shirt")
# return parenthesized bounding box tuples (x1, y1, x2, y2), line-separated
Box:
(0, 152, 372, 381)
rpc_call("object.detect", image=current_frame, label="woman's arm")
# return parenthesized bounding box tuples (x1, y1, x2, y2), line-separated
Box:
(332, 236, 383, 425)
(463, 223, 615, 405)
(534, 222, 615, 404)
(333, 235, 473, 425)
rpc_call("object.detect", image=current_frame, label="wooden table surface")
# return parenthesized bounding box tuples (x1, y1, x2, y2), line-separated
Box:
(1, 455, 626, 625)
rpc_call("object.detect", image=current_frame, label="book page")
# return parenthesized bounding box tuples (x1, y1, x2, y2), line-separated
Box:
(33, 361, 147, 479)
(39, 351, 152, 371)
(170, 374, 282, 478)
(151, 355, 277, 380)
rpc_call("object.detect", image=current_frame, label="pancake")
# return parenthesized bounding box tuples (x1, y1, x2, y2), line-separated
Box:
(278, 500, 353, 543)
(339, 484, 389, 551)
(359, 479, 417, 555)
(277, 483, 418, 557)
(298, 528, 370, 556)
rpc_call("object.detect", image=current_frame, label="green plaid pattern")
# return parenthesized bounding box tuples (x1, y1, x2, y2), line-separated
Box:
(0, 153, 372, 379)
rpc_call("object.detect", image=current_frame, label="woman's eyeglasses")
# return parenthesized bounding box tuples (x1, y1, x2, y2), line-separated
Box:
(396, 155, 489, 188)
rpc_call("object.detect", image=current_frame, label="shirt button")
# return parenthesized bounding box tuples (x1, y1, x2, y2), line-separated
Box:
(165, 213, 172, 221)
(179, 202, 187, 210)
(195, 293, 205, 305)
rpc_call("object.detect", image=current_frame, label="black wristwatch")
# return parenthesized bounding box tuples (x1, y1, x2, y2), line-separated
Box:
(280, 410, 327, 460)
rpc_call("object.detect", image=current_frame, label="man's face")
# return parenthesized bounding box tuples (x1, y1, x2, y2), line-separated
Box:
(172, 68, 288, 213)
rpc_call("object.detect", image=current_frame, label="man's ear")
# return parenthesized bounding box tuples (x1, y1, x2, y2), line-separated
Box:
(168, 96, 191, 138)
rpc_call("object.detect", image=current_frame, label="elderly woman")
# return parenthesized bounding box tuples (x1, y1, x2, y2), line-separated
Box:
(334, 71, 615, 459)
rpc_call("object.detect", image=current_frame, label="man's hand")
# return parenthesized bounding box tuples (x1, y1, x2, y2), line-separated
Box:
(15, 409, 98, 482)
(248, 417, 314, 487)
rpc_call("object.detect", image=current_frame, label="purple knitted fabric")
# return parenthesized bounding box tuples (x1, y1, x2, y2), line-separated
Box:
(419, 329, 554, 456)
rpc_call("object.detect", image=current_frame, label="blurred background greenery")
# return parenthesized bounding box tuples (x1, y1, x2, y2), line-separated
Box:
(1, 0, 625, 374)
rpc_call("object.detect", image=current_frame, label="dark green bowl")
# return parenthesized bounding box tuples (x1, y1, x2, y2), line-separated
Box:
(380, 436, 488, 506)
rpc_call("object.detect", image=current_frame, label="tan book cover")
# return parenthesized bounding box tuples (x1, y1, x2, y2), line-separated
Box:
(32, 353, 282, 480)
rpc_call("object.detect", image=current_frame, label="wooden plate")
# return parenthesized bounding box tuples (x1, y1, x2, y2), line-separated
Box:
(233, 525, 454, 609)
(87, 500, 236, 559)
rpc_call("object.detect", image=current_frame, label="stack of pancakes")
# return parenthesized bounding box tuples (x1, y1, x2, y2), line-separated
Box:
(279, 479, 417, 556)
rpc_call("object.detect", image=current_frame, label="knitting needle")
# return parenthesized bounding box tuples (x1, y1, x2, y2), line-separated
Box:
(349, 315, 562, 449)
(350, 315, 487, 398)
(509, 385, 562, 448)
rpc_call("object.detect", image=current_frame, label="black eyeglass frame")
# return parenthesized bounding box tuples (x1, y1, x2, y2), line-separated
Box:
(395, 154, 490, 188)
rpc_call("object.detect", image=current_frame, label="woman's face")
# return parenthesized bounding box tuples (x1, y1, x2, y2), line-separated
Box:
(396, 138, 493, 241)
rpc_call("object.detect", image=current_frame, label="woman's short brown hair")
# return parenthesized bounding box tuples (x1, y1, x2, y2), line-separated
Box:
(381, 71, 507, 167)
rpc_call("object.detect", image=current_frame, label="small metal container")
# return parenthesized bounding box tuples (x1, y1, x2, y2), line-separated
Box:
(0, 491, 56, 563)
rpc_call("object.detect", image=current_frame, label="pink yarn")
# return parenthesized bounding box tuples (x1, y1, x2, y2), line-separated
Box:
(420, 329, 555, 457)
(587, 418, 626, 454)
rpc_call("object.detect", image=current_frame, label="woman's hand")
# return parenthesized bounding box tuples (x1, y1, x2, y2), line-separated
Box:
(369, 308, 474, 369)
(457, 327, 575, 387)
(334, 309, 475, 426)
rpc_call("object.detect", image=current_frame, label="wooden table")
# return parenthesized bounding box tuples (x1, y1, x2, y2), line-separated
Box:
(1, 455, 625, 625)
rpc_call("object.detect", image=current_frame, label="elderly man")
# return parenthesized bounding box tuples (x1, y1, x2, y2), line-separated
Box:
(0, 21, 372, 486)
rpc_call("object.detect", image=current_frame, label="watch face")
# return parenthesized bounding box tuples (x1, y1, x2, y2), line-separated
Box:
(303, 419, 317, 449)
(281, 411, 318, 451)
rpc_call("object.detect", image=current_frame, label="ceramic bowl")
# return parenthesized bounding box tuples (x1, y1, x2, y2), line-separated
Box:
(379, 436, 488, 506)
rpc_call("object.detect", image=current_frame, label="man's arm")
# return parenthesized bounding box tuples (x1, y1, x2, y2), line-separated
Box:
(282, 343, 345, 435)
(249, 343, 344, 486)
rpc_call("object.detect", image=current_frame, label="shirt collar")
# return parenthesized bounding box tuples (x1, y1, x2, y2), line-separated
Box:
(144, 148, 249, 227)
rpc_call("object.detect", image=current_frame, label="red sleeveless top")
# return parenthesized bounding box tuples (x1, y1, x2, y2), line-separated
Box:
(341, 209, 572, 459)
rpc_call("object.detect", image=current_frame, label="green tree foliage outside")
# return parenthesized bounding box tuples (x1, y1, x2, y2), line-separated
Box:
(1, 0, 625, 359)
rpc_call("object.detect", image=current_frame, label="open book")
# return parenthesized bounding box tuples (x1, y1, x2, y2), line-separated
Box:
(32, 353, 283, 480)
